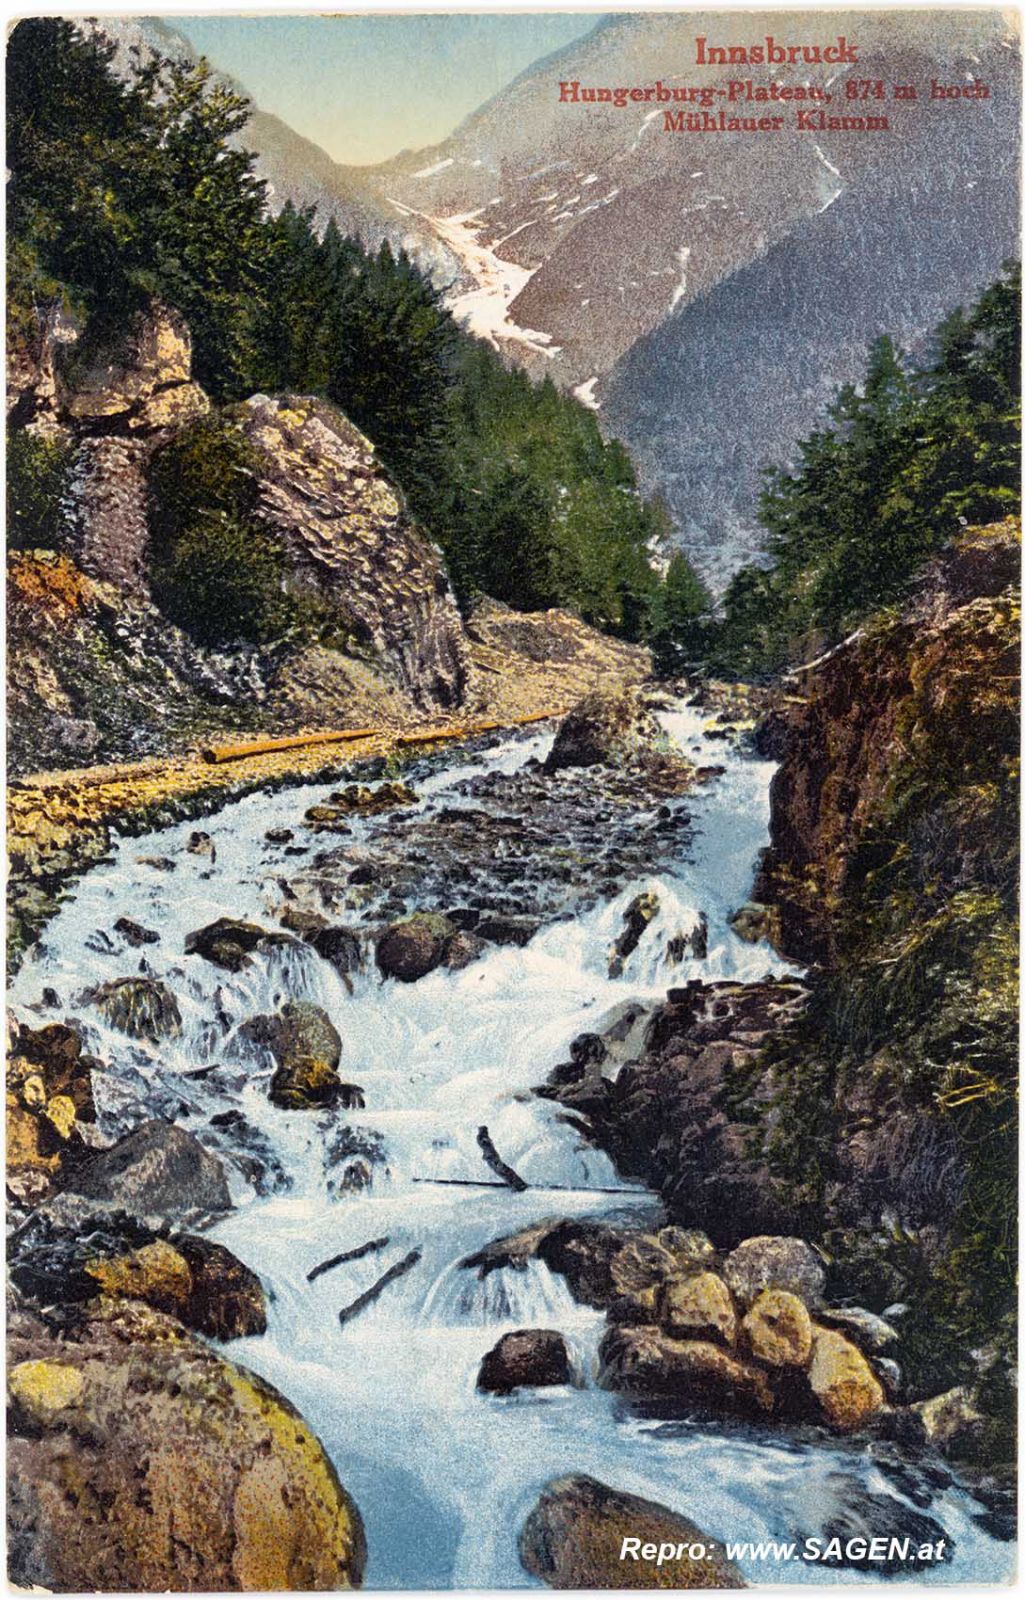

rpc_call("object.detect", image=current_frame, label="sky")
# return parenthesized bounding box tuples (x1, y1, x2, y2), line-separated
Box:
(176, 15, 599, 166)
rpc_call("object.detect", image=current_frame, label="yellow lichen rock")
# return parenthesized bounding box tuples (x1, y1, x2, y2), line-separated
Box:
(9, 1359, 86, 1422)
(808, 1326, 886, 1431)
(86, 1239, 194, 1321)
(7, 1307, 366, 1591)
(659, 1271, 737, 1348)
(742, 1289, 813, 1369)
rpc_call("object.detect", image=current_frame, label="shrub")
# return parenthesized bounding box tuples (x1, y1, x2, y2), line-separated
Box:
(148, 415, 293, 647)
(6, 428, 73, 551)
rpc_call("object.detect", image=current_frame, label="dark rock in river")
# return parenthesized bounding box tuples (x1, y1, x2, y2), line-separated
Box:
(608, 890, 660, 977)
(113, 915, 160, 947)
(519, 1473, 745, 1589)
(7, 1300, 365, 1591)
(88, 976, 182, 1043)
(477, 1329, 572, 1394)
(62, 1119, 231, 1224)
(241, 1000, 344, 1110)
(544, 688, 660, 773)
(796, 1472, 953, 1573)
(184, 916, 292, 972)
(376, 911, 456, 982)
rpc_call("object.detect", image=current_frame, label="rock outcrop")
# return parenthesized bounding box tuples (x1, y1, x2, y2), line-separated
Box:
(237, 394, 468, 707)
(8, 1300, 365, 1592)
(757, 523, 1021, 965)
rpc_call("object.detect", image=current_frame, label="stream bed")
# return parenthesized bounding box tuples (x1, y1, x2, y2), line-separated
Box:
(9, 706, 1013, 1588)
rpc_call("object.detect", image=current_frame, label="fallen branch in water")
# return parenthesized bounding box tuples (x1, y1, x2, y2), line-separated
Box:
(477, 1125, 529, 1192)
(337, 1249, 421, 1327)
(307, 1235, 390, 1283)
(411, 1176, 637, 1195)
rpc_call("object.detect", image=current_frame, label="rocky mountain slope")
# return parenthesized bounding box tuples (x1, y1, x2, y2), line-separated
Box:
(82, 13, 1020, 584)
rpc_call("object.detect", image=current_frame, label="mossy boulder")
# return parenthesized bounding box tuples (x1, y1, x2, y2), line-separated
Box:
(241, 1000, 344, 1110)
(808, 1326, 887, 1432)
(598, 1325, 774, 1417)
(742, 1289, 813, 1369)
(7, 1301, 365, 1591)
(658, 1271, 737, 1348)
(89, 976, 182, 1042)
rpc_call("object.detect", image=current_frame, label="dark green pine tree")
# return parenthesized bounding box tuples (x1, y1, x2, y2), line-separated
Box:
(646, 551, 712, 677)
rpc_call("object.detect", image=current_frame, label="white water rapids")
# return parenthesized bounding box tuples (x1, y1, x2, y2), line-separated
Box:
(9, 706, 1012, 1588)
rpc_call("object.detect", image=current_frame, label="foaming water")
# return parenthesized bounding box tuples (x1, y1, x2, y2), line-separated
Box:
(10, 708, 1011, 1588)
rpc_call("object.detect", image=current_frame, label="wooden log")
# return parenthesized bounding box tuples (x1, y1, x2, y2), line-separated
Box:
(201, 729, 379, 764)
(307, 1235, 390, 1283)
(337, 1248, 421, 1327)
(477, 1125, 529, 1192)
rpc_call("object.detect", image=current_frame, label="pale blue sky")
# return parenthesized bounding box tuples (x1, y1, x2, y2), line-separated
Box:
(177, 15, 599, 166)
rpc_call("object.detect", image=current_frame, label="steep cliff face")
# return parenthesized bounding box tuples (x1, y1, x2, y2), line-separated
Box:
(758, 524, 1020, 967)
(237, 395, 468, 707)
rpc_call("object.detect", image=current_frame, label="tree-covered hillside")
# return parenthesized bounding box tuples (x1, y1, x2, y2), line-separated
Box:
(708, 265, 1021, 676)
(7, 19, 708, 652)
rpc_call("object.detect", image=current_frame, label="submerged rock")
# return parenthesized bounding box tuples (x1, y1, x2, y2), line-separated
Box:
(477, 1329, 572, 1395)
(7, 1302, 365, 1591)
(797, 1473, 952, 1573)
(89, 976, 181, 1043)
(519, 1474, 745, 1589)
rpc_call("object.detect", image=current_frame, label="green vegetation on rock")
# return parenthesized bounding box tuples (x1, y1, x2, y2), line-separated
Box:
(6, 431, 74, 552)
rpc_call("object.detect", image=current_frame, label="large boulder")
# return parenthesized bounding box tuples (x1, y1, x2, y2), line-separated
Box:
(7, 1301, 365, 1591)
(658, 1272, 737, 1348)
(88, 977, 182, 1043)
(519, 1474, 745, 1589)
(477, 1329, 572, 1395)
(63, 1120, 231, 1225)
(742, 1289, 813, 1369)
(808, 1326, 887, 1432)
(544, 689, 660, 773)
(237, 393, 468, 707)
(598, 1326, 774, 1417)
(721, 1236, 825, 1310)
(241, 1001, 343, 1110)
(375, 912, 456, 983)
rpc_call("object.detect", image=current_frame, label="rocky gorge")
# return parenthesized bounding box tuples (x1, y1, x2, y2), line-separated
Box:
(6, 581, 1017, 1586)
(6, 273, 1018, 1599)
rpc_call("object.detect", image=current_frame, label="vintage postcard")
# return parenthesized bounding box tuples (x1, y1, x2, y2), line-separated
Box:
(5, 6, 1020, 1592)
